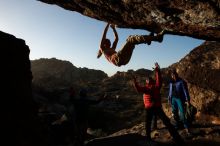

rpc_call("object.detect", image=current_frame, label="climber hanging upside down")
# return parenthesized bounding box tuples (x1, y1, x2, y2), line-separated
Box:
(97, 23, 165, 67)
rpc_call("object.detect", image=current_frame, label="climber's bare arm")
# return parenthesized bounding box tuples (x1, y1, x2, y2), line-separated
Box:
(110, 24, 118, 51)
(100, 23, 110, 49)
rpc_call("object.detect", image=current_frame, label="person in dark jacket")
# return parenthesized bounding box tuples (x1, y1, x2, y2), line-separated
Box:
(168, 69, 191, 135)
(132, 63, 184, 144)
(73, 88, 105, 146)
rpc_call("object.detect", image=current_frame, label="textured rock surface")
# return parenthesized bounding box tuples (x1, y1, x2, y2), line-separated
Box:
(39, 0, 220, 41)
(167, 41, 220, 115)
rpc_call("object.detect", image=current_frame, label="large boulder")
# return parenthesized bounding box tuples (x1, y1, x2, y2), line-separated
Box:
(167, 41, 220, 116)
(1, 31, 48, 146)
(39, 0, 220, 41)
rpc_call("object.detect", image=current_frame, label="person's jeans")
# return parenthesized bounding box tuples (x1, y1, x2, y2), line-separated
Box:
(171, 96, 189, 129)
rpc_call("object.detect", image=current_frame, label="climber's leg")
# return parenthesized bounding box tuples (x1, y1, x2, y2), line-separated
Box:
(112, 30, 165, 66)
(113, 42, 135, 66)
(126, 30, 165, 45)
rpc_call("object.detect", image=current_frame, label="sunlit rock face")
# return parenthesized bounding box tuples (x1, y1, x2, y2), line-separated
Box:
(39, 0, 220, 41)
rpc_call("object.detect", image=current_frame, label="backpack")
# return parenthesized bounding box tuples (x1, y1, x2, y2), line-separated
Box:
(185, 104, 197, 125)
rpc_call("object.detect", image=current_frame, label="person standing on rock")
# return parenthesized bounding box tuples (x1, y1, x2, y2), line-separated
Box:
(168, 69, 192, 135)
(132, 62, 184, 144)
(73, 88, 106, 146)
(97, 23, 165, 66)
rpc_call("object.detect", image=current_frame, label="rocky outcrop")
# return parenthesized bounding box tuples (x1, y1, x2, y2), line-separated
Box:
(167, 41, 220, 116)
(1, 31, 47, 146)
(39, 0, 220, 41)
(31, 58, 107, 91)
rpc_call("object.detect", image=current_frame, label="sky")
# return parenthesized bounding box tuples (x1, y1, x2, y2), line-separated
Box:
(0, 0, 204, 76)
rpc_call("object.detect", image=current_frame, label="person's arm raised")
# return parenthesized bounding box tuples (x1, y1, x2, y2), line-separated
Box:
(97, 23, 110, 58)
(110, 24, 118, 51)
(154, 62, 162, 88)
(100, 23, 110, 49)
(131, 74, 148, 93)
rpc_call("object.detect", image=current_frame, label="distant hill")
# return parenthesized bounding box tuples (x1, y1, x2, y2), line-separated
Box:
(31, 58, 108, 109)
(31, 58, 107, 90)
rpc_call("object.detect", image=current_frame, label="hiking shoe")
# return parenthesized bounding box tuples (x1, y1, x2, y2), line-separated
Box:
(174, 122, 184, 130)
(143, 36, 151, 45)
(185, 131, 193, 139)
(149, 32, 154, 36)
(147, 40, 151, 45)
(156, 30, 165, 43)
(145, 32, 155, 45)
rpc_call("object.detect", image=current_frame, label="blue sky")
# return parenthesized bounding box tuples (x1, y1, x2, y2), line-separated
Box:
(0, 0, 204, 76)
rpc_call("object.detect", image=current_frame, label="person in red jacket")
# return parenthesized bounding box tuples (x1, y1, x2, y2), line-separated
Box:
(132, 62, 184, 144)
(97, 23, 164, 66)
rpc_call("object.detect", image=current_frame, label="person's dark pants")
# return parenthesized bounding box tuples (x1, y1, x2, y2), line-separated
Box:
(145, 108, 153, 139)
(151, 114, 157, 130)
(145, 107, 183, 144)
(76, 120, 88, 146)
